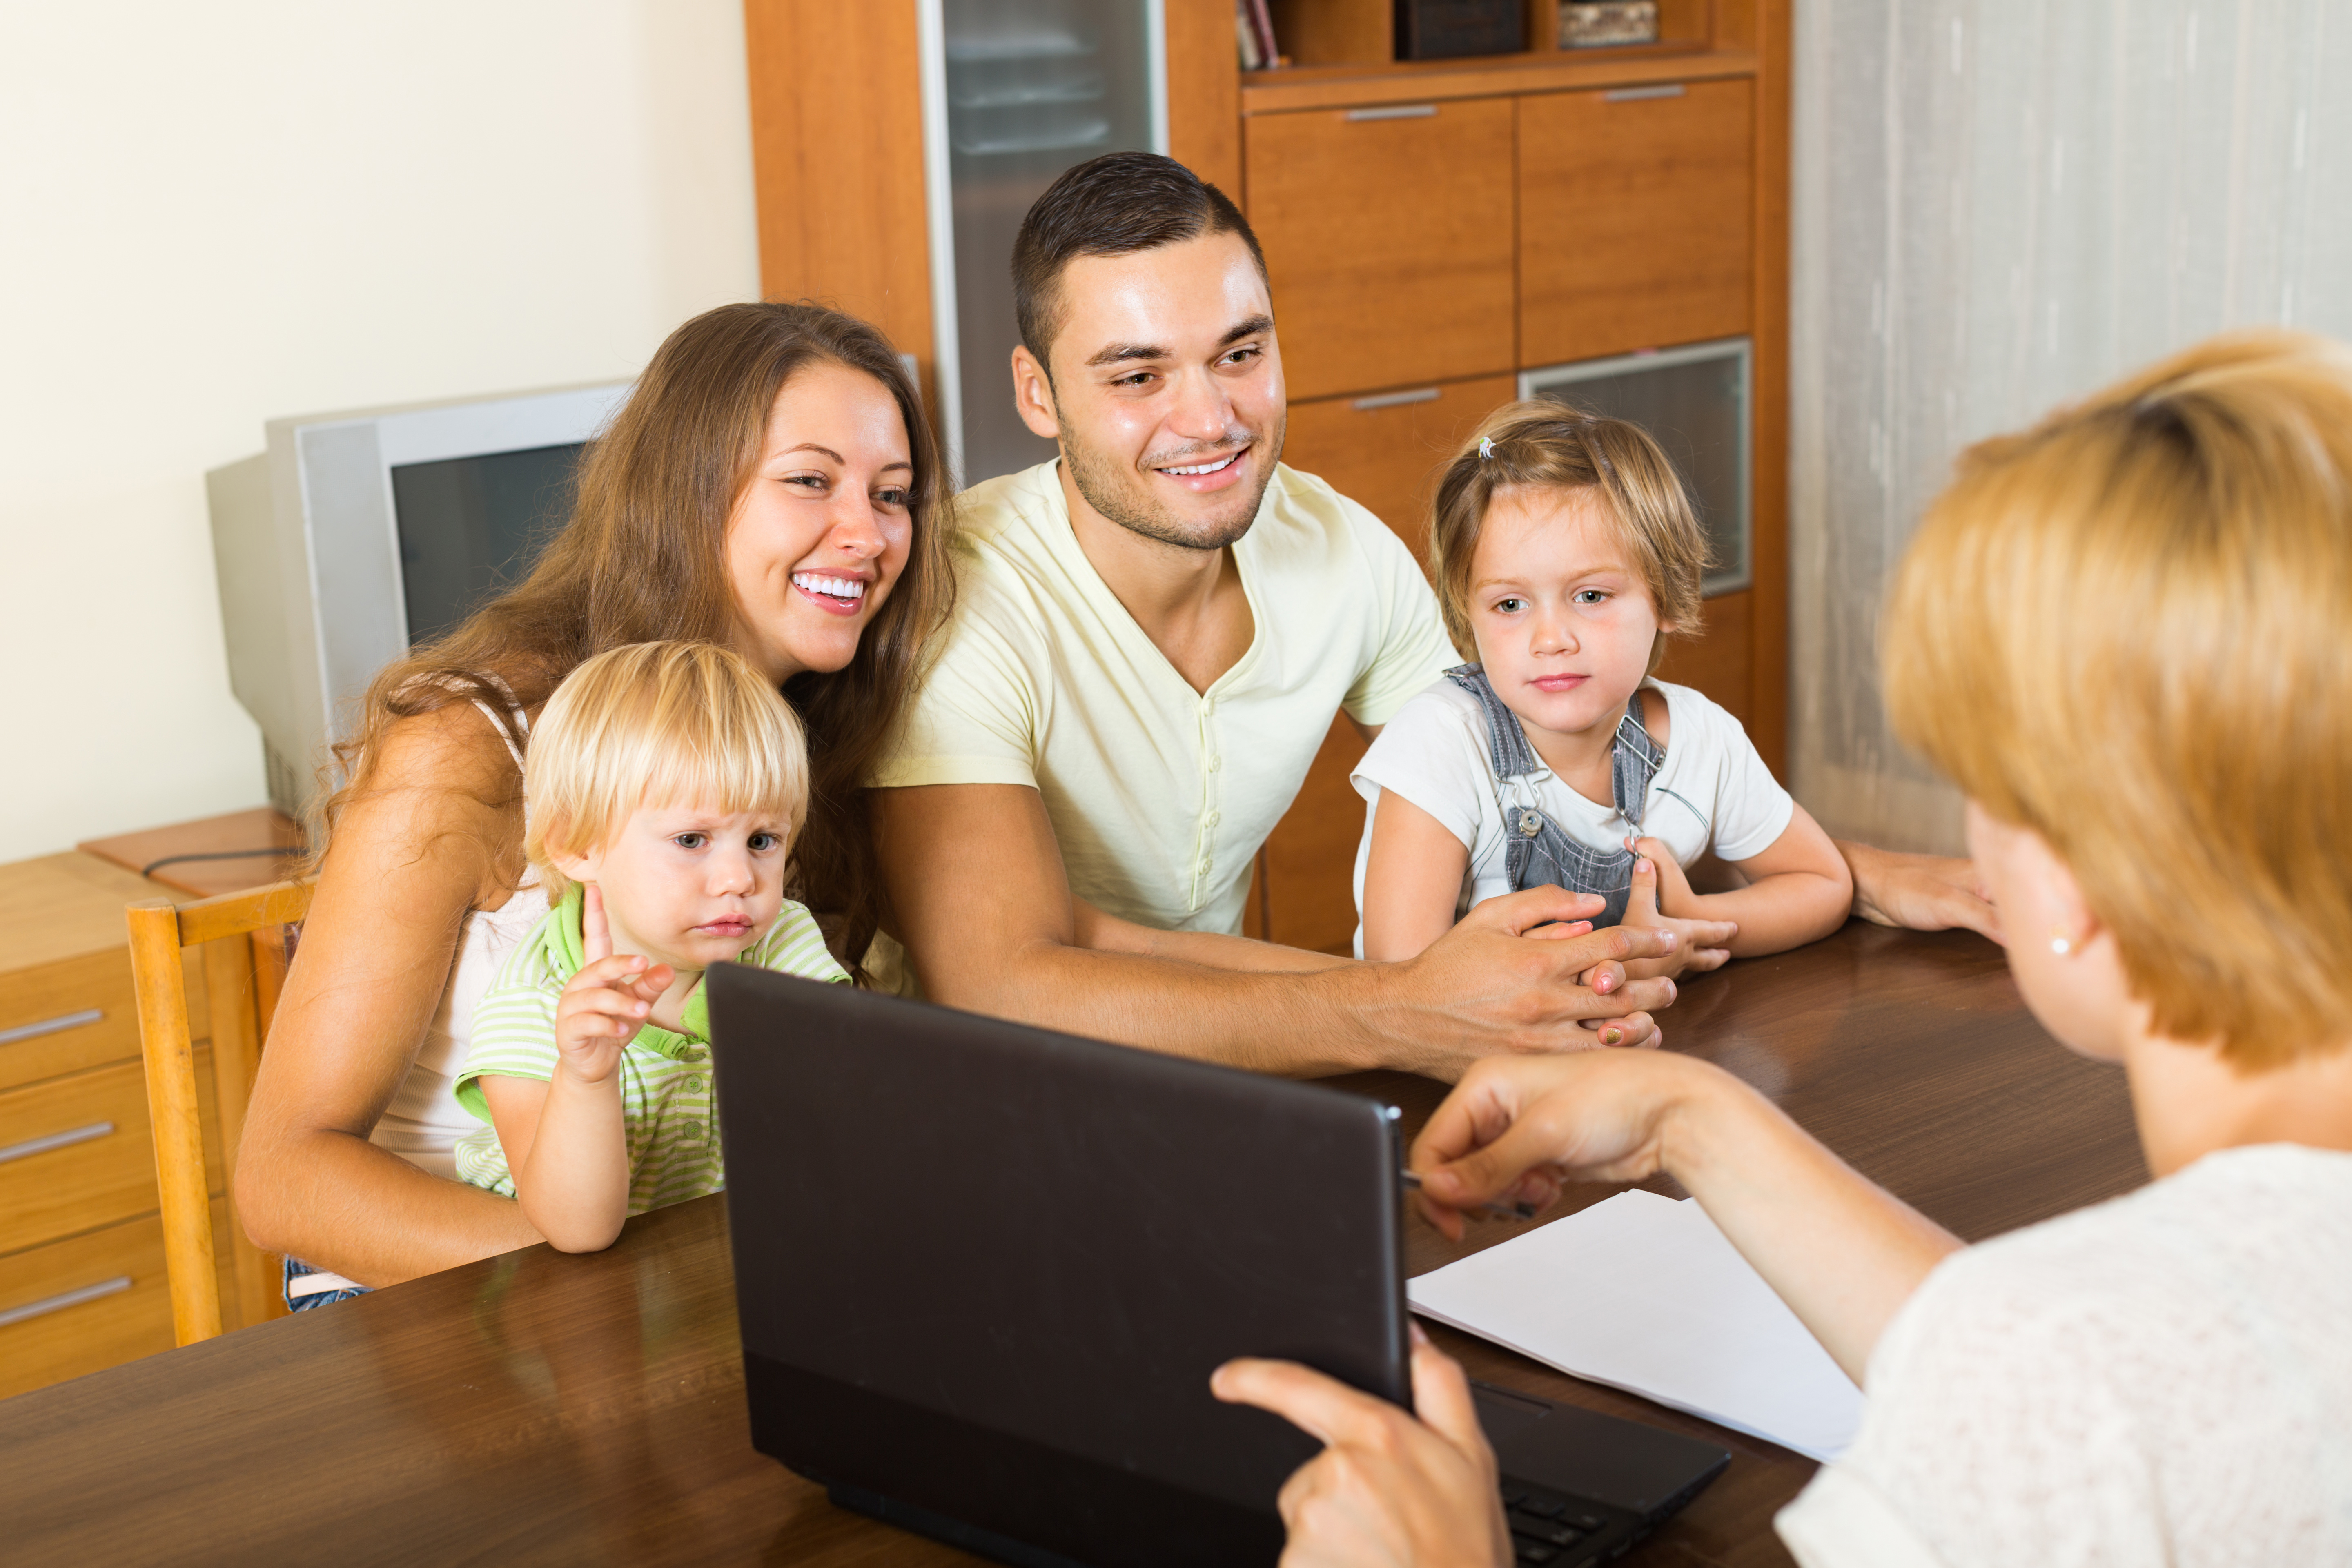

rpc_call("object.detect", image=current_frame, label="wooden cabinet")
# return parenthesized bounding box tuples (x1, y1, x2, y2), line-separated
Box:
(1654, 587, 1755, 732)
(1282, 374, 1519, 559)
(1518, 78, 1755, 365)
(1245, 99, 1516, 401)
(0, 1056, 225, 1257)
(0, 853, 249, 1399)
(1260, 718, 1372, 955)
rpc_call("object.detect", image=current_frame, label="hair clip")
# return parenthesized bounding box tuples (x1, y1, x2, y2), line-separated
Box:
(1479, 436, 1495, 460)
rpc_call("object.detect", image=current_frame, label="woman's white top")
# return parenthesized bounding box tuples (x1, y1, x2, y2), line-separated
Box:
(1348, 677, 1792, 956)
(1776, 1143, 2352, 1568)
(364, 692, 547, 1180)
(364, 881, 550, 1179)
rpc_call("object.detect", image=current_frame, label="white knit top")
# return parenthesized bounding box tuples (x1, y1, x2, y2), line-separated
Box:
(1777, 1143, 2352, 1568)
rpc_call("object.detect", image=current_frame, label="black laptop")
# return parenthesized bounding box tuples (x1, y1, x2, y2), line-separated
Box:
(708, 967, 1729, 1568)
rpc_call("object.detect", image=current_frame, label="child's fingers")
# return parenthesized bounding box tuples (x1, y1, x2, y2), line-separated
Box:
(581, 884, 613, 965)
(572, 953, 653, 993)
(1687, 916, 1738, 948)
(561, 983, 650, 1029)
(623, 963, 675, 1004)
(1621, 855, 1661, 923)
(1683, 947, 1732, 973)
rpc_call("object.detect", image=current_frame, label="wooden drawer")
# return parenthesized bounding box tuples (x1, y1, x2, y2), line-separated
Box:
(1283, 374, 1519, 561)
(1262, 716, 1372, 956)
(0, 1200, 238, 1402)
(0, 1054, 222, 1257)
(1519, 78, 1753, 365)
(1246, 97, 1515, 401)
(1, 949, 146, 1094)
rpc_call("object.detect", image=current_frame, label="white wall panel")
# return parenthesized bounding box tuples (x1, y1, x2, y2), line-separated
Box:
(1790, 2, 2352, 851)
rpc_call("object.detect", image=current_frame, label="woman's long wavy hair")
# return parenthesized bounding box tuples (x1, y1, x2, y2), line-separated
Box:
(318, 301, 955, 976)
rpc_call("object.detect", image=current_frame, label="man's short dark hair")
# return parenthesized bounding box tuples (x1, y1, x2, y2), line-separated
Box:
(1011, 151, 1270, 374)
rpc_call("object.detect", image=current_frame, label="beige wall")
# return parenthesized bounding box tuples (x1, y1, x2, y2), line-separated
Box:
(0, 2, 760, 864)
(1789, 1, 2352, 854)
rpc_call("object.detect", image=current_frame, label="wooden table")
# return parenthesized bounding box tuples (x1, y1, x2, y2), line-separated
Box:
(0, 923, 2145, 1567)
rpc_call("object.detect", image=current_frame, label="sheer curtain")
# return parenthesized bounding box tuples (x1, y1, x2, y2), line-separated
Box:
(1789, 1, 2352, 851)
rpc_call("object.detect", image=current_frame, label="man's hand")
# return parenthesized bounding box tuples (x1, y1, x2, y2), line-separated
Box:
(1388, 886, 1682, 1072)
(1212, 1326, 1510, 1568)
(1838, 840, 2002, 944)
(552, 884, 672, 1086)
(879, 785, 1686, 1078)
(1615, 845, 1737, 980)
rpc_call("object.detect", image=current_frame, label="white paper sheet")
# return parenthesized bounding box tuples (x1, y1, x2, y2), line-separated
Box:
(1408, 1189, 1865, 1463)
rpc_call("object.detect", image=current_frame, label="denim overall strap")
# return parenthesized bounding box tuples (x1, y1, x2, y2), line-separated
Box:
(1441, 665, 1665, 927)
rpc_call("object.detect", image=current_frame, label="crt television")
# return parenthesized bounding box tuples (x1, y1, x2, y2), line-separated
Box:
(206, 381, 631, 816)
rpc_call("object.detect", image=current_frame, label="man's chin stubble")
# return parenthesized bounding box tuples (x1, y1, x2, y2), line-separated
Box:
(1060, 429, 1282, 553)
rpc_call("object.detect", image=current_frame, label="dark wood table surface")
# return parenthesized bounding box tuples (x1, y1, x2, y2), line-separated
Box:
(0, 923, 2146, 1567)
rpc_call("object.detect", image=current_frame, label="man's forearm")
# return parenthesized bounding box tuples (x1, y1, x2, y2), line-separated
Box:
(237, 1127, 546, 1287)
(929, 938, 1386, 1076)
(1074, 904, 1353, 974)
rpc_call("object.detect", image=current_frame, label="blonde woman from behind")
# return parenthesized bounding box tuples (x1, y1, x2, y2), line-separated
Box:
(1214, 332, 2352, 1568)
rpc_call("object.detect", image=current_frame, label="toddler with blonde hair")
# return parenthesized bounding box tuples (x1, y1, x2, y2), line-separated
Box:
(1352, 402, 1851, 980)
(454, 641, 847, 1252)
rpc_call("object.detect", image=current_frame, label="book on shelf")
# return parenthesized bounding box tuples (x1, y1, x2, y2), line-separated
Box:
(1237, 0, 1279, 70)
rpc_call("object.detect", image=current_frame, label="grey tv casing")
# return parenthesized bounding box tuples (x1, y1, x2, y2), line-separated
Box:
(205, 381, 633, 817)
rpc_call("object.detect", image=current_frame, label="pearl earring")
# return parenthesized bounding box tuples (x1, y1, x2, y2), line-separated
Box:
(2050, 933, 2072, 956)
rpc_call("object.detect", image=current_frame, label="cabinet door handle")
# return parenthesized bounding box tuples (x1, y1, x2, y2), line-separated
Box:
(1345, 104, 1438, 122)
(0, 1120, 115, 1165)
(1353, 388, 1442, 411)
(1604, 84, 1686, 102)
(0, 1276, 134, 1330)
(0, 1009, 103, 1048)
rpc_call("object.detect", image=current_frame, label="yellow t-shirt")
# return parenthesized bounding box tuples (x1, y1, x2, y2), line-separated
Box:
(873, 459, 1454, 936)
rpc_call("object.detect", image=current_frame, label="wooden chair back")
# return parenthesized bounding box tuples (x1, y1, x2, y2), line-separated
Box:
(125, 878, 314, 1345)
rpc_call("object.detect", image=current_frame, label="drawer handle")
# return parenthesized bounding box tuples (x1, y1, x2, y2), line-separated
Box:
(1345, 104, 1437, 122)
(1604, 84, 1686, 102)
(0, 1009, 103, 1048)
(0, 1276, 134, 1330)
(1353, 388, 1442, 411)
(0, 1120, 116, 1165)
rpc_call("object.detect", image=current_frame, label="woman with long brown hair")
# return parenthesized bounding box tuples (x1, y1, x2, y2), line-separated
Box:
(234, 301, 953, 1296)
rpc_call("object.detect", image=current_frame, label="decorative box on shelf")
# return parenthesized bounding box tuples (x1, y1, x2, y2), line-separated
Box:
(1560, 0, 1660, 49)
(1394, 0, 1523, 61)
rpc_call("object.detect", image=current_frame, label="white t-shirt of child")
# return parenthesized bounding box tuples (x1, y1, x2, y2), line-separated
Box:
(1348, 675, 1791, 956)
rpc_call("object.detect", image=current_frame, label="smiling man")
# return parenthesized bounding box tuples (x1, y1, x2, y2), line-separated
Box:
(866, 152, 1689, 1078)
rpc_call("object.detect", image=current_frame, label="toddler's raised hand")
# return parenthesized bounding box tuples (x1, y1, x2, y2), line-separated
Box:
(552, 884, 673, 1087)
(1619, 841, 1736, 980)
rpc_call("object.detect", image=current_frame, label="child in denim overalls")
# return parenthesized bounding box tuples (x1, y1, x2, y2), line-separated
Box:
(1350, 403, 1852, 981)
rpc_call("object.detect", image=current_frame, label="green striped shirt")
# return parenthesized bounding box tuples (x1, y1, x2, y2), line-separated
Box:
(454, 882, 849, 1215)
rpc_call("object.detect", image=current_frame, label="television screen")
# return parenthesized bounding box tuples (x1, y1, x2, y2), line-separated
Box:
(390, 441, 586, 646)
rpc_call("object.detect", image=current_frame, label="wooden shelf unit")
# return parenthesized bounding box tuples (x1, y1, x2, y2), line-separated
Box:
(743, 0, 1790, 956)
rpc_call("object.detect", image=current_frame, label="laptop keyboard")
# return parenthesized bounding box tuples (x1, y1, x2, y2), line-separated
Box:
(1499, 1478, 1632, 1567)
